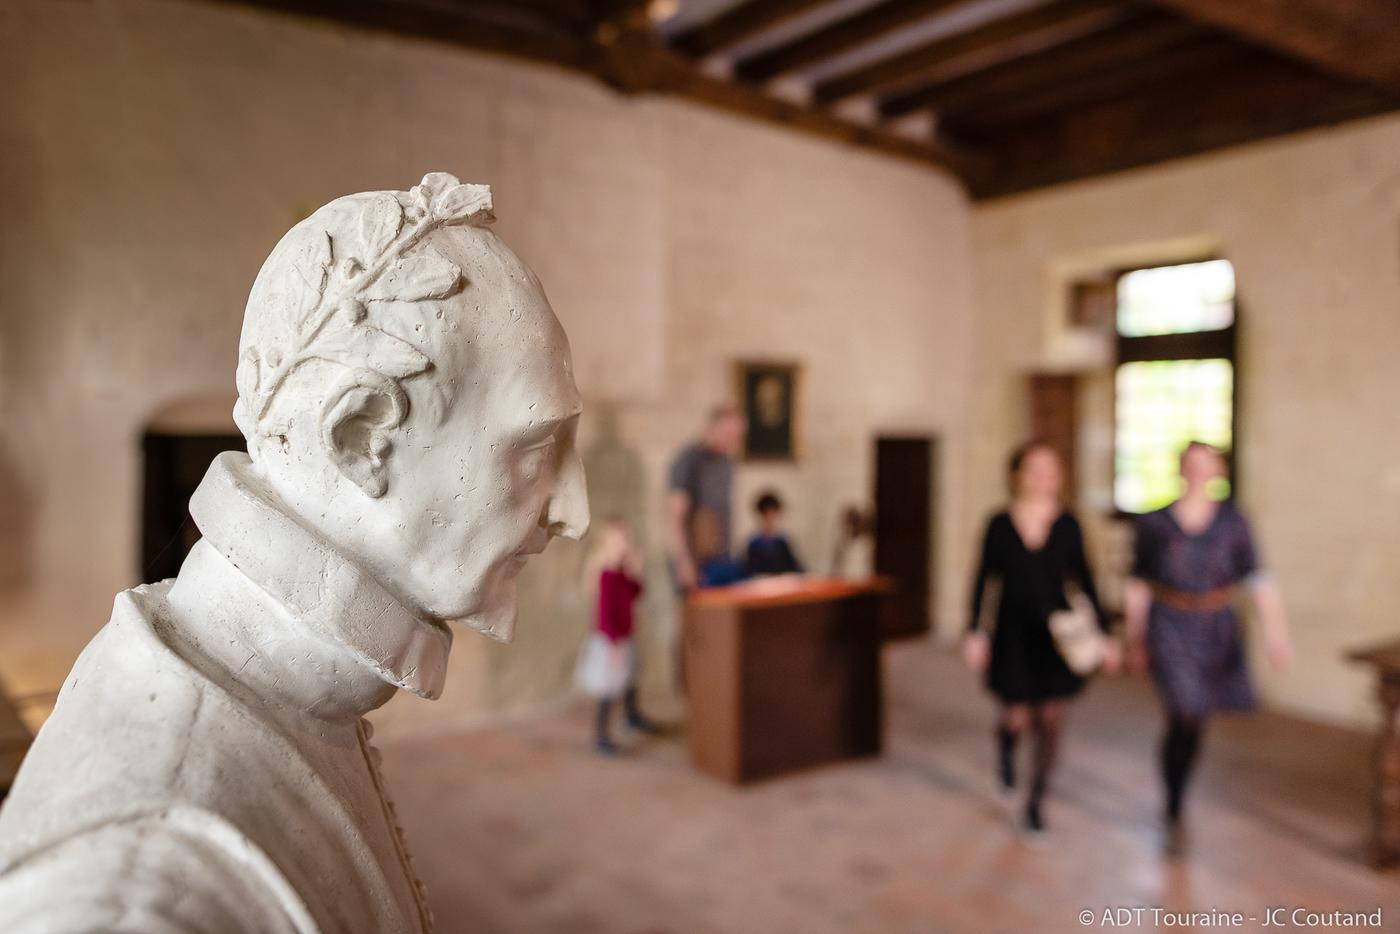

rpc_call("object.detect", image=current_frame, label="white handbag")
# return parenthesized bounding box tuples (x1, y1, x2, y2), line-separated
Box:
(1047, 591, 1106, 676)
(573, 633, 635, 699)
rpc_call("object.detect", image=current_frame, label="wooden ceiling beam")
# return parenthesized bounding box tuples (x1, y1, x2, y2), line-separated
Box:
(878, 13, 1196, 118)
(215, 0, 599, 65)
(1141, 0, 1400, 92)
(635, 43, 986, 176)
(474, 0, 598, 31)
(941, 36, 1243, 136)
(668, 0, 832, 58)
(196, 0, 981, 183)
(968, 55, 1399, 199)
(812, 0, 1124, 106)
(734, 0, 975, 84)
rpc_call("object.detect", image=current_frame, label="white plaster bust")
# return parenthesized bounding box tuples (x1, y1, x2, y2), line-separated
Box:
(0, 174, 589, 933)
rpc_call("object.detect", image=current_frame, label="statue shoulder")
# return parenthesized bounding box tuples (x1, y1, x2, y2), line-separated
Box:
(0, 806, 314, 933)
(0, 585, 216, 863)
(0, 589, 320, 931)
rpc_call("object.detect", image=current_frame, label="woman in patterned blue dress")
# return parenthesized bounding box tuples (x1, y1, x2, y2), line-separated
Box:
(1125, 442, 1293, 854)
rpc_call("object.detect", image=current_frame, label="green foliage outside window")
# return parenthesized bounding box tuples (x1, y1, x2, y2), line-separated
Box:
(1114, 360, 1233, 513)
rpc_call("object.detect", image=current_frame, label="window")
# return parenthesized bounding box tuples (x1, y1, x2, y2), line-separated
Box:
(1113, 259, 1237, 514)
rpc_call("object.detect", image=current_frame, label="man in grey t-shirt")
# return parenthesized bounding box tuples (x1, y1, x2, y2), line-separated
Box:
(667, 404, 745, 590)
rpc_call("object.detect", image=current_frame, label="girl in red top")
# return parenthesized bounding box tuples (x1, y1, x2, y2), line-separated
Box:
(575, 518, 662, 754)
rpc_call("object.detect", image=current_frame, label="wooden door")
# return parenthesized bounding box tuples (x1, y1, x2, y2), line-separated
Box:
(1028, 374, 1078, 502)
(873, 436, 935, 639)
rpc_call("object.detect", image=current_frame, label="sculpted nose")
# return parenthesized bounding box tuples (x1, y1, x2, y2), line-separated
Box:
(546, 450, 589, 540)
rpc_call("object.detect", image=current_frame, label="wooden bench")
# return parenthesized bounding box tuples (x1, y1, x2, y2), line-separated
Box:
(1347, 637, 1400, 865)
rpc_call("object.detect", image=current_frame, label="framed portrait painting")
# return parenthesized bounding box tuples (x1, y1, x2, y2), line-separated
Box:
(735, 361, 800, 461)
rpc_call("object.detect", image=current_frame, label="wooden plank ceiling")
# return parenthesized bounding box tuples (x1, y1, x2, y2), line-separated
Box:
(205, 0, 1400, 199)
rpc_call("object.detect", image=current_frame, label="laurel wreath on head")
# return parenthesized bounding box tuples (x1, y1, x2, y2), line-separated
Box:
(234, 173, 494, 441)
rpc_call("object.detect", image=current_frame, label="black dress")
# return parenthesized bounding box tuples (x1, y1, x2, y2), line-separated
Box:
(969, 511, 1108, 703)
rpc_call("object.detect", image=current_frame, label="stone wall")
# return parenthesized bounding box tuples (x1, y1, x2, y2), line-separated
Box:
(0, 0, 975, 734)
(968, 115, 1400, 726)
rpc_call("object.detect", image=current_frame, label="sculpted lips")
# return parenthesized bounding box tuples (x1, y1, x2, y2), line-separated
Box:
(511, 532, 550, 563)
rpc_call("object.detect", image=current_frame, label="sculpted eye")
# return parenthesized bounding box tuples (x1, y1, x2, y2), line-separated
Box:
(517, 437, 558, 482)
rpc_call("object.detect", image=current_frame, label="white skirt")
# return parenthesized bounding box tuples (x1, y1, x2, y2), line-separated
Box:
(573, 633, 635, 700)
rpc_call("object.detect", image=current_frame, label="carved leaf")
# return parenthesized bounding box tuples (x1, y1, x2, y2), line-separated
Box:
(236, 348, 263, 402)
(357, 194, 404, 266)
(285, 231, 334, 329)
(247, 174, 494, 439)
(362, 249, 462, 303)
(412, 172, 458, 207)
(306, 325, 431, 380)
(430, 182, 493, 225)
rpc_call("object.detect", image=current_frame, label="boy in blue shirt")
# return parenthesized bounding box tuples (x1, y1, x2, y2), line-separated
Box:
(746, 491, 804, 576)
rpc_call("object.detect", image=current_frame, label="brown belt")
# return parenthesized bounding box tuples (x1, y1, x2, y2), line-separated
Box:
(1151, 584, 1235, 613)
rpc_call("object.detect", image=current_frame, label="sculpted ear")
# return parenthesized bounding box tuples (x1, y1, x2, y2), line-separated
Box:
(320, 372, 408, 498)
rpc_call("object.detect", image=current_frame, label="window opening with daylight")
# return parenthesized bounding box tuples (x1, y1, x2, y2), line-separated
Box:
(1113, 259, 1237, 514)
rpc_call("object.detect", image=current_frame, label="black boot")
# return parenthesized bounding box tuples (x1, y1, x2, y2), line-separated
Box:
(997, 727, 1017, 793)
(623, 687, 664, 736)
(1163, 816, 1188, 858)
(595, 699, 621, 755)
(1024, 800, 1045, 835)
(1161, 715, 1203, 839)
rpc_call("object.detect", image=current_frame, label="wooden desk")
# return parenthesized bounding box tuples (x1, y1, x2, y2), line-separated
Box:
(683, 577, 888, 784)
(1347, 638, 1400, 865)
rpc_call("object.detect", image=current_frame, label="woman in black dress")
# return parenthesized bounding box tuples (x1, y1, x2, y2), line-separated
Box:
(964, 442, 1119, 833)
(1125, 441, 1293, 854)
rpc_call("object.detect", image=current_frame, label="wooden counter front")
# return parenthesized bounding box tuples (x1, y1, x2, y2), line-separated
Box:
(683, 577, 888, 784)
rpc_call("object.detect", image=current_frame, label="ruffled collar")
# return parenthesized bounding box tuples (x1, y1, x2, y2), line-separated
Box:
(187, 452, 451, 700)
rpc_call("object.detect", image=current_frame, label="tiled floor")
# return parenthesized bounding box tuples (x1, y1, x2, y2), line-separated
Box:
(381, 643, 1400, 934)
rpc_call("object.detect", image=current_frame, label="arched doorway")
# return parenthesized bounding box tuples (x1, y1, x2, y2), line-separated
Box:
(140, 396, 244, 582)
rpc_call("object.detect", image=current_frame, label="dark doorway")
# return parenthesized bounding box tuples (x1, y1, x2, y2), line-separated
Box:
(873, 436, 936, 640)
(141, 432, 245, 581)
